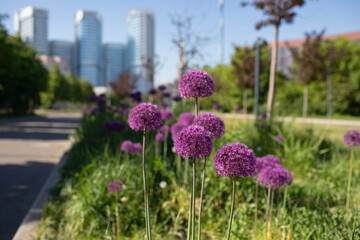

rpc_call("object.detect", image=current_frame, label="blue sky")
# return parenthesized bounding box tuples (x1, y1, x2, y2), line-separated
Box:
(1, 0, 359, 86)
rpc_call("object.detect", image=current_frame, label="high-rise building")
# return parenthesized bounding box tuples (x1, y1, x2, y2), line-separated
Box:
(126, 9, 155, 93)
(14, 6, 48, 54)
(75, 10, 102, 86)
(103, 43, 126, 84)
(49, 40, 74, 73)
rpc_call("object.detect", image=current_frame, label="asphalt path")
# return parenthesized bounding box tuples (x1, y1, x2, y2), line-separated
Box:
(0, 112, 81, 240)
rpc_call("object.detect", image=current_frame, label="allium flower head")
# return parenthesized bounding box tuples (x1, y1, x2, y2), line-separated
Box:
(155, 133, 165, 142)
(130, 91, 142, 103)
(121, 140, 134, 153)
(178, 112, 196, 126)
(193, 112, 225, 139)
(171, 122, 187, 141)
(148, 89, 157, 95)
(179, 70, 214, 98)
(173, 96, 182, 102)
(158, 85, 166, 91)
(161, 102, 169, 109)
(128, 102, 162, 131)
(214, 143, 256, 178)
(275, 135, 283, 142)
(213, 102, 220, 111)
(108, 180, 123, 194)
(163, 92, 171, 98)
(131, 143, 142, 154)
(161, 109, 173, 120)
(255, 155, 281, 176)
(175, 125, 213, 159)
(161, 125, 170, 133)
(344, 129, 360, 146)
(258, 166, 292, 189)
(234, 104, 240, 112)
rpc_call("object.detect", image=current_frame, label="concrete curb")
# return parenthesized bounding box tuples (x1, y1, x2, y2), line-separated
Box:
(13, 151, 68, 240)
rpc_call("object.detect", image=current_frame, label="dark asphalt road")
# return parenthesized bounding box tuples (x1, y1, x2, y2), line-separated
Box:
(0, 113, 81, 240)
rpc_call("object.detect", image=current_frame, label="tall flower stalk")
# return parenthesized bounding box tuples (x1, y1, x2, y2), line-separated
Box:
(343, 129, 360, 213)
(193, 112, 225, 240)
(214, 143, 256, 239)
(128, 103, 162, 240)
(108, 180, 123, 240)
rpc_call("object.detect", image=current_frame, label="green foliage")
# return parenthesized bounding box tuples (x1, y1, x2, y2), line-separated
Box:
(37, 103, 360, 239)
(41, 65, 94, 108)
(0, 19, 48, 114)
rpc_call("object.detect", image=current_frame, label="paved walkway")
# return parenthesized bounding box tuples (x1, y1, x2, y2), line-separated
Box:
(220, 113, 360, 127)
(0, 112, 81, 240)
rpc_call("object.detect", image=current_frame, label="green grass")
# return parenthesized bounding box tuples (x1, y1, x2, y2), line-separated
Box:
(37, 104, 360, 239)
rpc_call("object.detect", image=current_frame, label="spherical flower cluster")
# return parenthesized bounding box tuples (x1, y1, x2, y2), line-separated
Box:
(148, 89, 157, 95)
(344, 129, 360, 147)
(178, 112, 196, 125)
(130, 91, 142, 103)
(161, 102, 169, 109)
(88, 94, 106, 112)
(214, 143, 256, 178)
(175, 125, 213, 159)
(160, 125, 170, 133)
(234, 104, 240, 112)
(178, 70, 215, 98)
(158, 85, 166, 91)
(108, 180, 123, 194)
(161, 109, 174, 120)
(163, 92, 171, 98)
(258, 166, 292, 189)
(213, 102, 221, 111)
(121, 140, 142, 154)
(173, 96, 182, 102)
(255, 155, 281, 176)
(193, 112, 225, 139)
(275, 134, 283, 142)
(128, 103, 162, 131)
(155, 133, 165, 142)
(171, 122, 187, 141)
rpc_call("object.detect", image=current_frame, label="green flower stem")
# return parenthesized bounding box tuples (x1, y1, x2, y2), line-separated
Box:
(176, 154, 181, 180)
(142, 129, 152, 240)
(198, 157, 207, 240)
(268, 189, 275, 240)
(195, 97, 199, 117)
(226, 178, 236, 240)
(346, 148, 354, 213)
(184, 157, 189, 185)
(164, 131, 168, 158)
(187, 185, 193, 240)
(265, 187, 271, 235)
(192, 158, 196, 240)
(255, 179, 259, 239)
(115, 193, 120, 240)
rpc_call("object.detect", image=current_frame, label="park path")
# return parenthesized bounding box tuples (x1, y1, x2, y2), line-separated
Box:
(220, 113, 360, 127)
(0, 112, 81, 240)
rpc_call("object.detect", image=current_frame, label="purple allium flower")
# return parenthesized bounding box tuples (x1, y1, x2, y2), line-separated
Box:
(120, 102, 129, 109)
(171, 122, 187, 141)
(111, 121, 127, 131)
(259, 123, 266, 129)
(193, 112, 225, 139)
(255, 155, 281, 176)
(261, 113, 267, 119)
(175, 125, 213, 159)
(178, 70, 215, 99)
(158, 85, 166, 91)
(161, 109, 173, 120)
(149, 89, 157, 95)
(258, 166, 292, 189)
(234, 104, 240, 112)
(214, 143, 256, 178)
(161, 125, 170, 133)
(163, 92, 171, 98)
(83, 106, 92, 115)
(155, 133, 165, 142)
(173, 96, 182, 102)
(161, 102, 169, 109)
(98, 129, 106, 135)
(275, 135, 283, 142)
(108, 180, 123, 194)
(130, 91, 142, 103)
(131, 143, 142, 154)
(121, 140, 134, 153)
(87, 95, 98, 102)
(128, 103, 162, 131)
(344, 129, 360, 147)
(178, 112, 196, 126)
(213, 102, 221, 111)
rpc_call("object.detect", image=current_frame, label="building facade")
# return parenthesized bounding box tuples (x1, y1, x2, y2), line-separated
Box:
(14, 6, 48, 54)
(270, 31, 360, 76)
(75, 10, 103, 86)
(49, 40, 74, 73)
(103, 43, 126, 84)
(126, 9, 155, 93)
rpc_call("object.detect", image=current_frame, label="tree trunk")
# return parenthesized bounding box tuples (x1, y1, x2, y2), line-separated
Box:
(266, 25, 279, 120)
(302, 85, 308, 118)
(243, 89, 247, 114)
